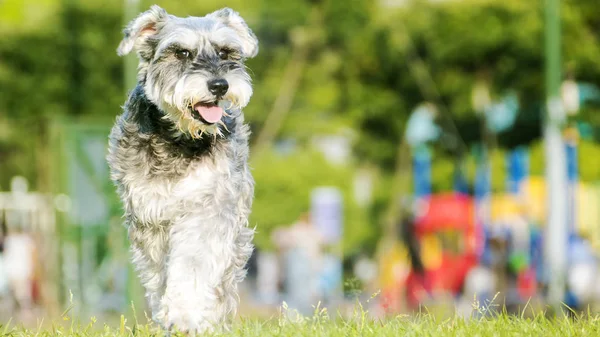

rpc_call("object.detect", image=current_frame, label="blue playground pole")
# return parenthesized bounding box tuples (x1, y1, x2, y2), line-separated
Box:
(413, 145, 432, 199)
(474, 145, 491, 259)
(474, 146, 491, 219)
(564, 139, 584, 309)
(507, 147, 529, 196)
(565, 141, 577, 236)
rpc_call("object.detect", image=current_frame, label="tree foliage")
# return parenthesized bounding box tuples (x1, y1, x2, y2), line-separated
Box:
(0, 0, 598, 254)
(251, 150, 375, 253)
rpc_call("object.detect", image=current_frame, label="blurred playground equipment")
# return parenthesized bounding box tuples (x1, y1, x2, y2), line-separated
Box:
(376, 142, 600, 314)
(405, 194, 481, 309)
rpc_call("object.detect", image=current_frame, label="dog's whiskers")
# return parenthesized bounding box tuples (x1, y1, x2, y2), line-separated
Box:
(217, 120, 229, 133)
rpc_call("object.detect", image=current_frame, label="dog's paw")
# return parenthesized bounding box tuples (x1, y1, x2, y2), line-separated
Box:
(162, 307, 215, 336)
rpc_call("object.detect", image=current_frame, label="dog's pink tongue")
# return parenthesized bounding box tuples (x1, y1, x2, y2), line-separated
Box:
(194, 104, 223, 123)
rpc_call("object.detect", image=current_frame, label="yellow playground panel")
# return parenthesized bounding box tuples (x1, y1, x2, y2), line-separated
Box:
(490, 194, 525, 222)
(491, 177, 600, 249)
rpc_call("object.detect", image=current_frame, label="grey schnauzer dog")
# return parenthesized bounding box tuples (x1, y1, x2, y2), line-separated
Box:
(106, 5, 258, 334)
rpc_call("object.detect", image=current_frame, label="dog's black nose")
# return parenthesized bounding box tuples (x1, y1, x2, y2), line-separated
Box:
(207, 78, 229, 97)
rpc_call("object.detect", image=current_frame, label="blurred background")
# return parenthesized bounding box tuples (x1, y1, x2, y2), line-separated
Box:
(0, 0, 599, 326)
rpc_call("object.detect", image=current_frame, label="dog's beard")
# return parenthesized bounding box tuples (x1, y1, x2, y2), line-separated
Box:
(162, 102, 228, 139)
(145, 71, 253, 139)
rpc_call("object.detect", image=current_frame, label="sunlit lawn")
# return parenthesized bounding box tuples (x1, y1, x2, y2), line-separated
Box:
(3, 301, 600, 337)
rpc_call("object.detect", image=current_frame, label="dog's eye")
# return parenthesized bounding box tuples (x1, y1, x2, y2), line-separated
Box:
(175, 49, 192, 60)
(218, 49, 229, 60)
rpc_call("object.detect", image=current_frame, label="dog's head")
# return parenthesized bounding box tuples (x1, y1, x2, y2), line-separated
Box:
(117, 6, 258, 138)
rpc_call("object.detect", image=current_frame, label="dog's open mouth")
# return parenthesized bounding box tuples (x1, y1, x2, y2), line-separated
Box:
(191, 101, 223, 125)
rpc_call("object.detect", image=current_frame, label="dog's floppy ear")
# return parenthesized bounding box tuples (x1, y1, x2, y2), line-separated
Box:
(117, 5, 168, 57)
(208, 8, 259, 59)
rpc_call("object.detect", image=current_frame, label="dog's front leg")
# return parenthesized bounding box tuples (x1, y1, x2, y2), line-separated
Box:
(160, 214, 235, 334)
(128, 225, 169, 324)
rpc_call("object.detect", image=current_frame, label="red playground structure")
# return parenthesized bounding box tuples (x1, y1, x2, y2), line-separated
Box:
(404, 193, 483, 309)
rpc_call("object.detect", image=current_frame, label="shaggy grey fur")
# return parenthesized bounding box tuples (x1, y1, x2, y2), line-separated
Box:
(106, 5, 257, 334)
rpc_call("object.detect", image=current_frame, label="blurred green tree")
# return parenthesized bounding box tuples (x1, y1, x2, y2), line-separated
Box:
(351, 0, 600, 170)
(0, 0, 598, 255)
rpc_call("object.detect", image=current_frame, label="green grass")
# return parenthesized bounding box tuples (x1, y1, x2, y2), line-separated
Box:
(4, 313, 600, 337)
(3, 303, 600, 337)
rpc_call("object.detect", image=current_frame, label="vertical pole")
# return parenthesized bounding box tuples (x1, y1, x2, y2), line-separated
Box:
(544, 0, 568, 315)
(123, 0, 141, 315)
(49, 120, 65, 314)
(473, 144, 491, 263)
(413, 146, 432, 200)
(565, 140, 577, 236)
(65, 0, 82, 117)
(507, 147, 527, 196)
(475, 100, 492, 262)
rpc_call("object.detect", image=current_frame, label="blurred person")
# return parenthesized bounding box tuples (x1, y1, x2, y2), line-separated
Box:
(275, 213, 324, 261)
(272, 213, 324, 315)
(352, 253, 378, 294)
(457, 257, 497, 318)
(566, 236, 598, 312)
(4, 224, 37, 315)
(255, 250, 280, 305)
